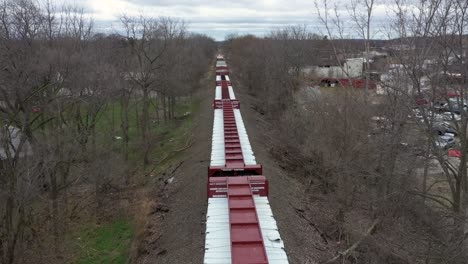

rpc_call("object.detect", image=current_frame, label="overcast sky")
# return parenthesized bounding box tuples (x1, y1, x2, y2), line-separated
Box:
(56, 0, 395, 40)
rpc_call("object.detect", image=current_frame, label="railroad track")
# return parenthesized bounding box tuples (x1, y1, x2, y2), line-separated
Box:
(203, 54, 289, 264)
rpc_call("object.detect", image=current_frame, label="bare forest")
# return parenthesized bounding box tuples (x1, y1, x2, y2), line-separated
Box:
(0, 0, 216, 263)
(224, 0, 468, 263)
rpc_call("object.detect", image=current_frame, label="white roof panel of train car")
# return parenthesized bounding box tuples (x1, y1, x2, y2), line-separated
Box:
(215, 86, 222, 100)
(210, 109, 225, 167)
(233, 109, 256, 165)
(216, 61, 227, 67)
(228, 86, 236, 100)
(204, 198, 231, 264)
(254, 196, 289, 263)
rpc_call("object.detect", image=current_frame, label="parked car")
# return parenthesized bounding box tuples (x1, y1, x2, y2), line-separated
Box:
(432, 122, 457, 135)
(435, 135, 455, 149)
(434, 112, 461, 121)
(433, 101, 446, 112)
(415, 95, 429, 106)
(436, 98, 468, 114)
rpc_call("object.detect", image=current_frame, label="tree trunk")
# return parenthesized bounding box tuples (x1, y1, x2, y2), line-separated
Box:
(155, 92, 160, 124)
(168, 95, 172, 120)
(5, 184, 15, 264)
(111, 103, 115, 137)
(142, 87, 151, 166)
(142, 87, 149, 141)
(162, 94, 167, 123)
(121, 94, 130, 162)
(49, 171, 60, 253)
(171, 96, 176, 119)
(463, 196, 468, 259)
(95, 169, 103, 219)
(421, 138, 431, 203)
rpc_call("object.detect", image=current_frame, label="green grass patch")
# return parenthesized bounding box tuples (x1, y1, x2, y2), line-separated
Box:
(75, 219, 134, 264)
(34, 95, 200, 174)
(91, 97, 198, 163)
(145, 98, 200, 173)
(93, 98, 160, 145)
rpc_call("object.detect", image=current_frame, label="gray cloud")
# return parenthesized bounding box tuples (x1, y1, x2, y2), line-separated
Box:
(58, 0, 395, 40)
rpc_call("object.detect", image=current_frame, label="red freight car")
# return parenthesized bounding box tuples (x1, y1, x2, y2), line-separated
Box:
(321, 78, 377, 89)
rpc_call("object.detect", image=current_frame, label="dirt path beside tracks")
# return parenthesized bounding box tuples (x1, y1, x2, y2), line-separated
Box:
(235, 90, 327, 264)
(135, 73, 213, 264)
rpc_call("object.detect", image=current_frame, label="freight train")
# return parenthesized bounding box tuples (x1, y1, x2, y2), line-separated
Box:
(203, 55, 289, 264)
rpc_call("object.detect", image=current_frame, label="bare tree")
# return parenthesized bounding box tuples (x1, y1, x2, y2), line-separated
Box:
(0, 1, 215, 262)
(387, 0, 468, 261)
